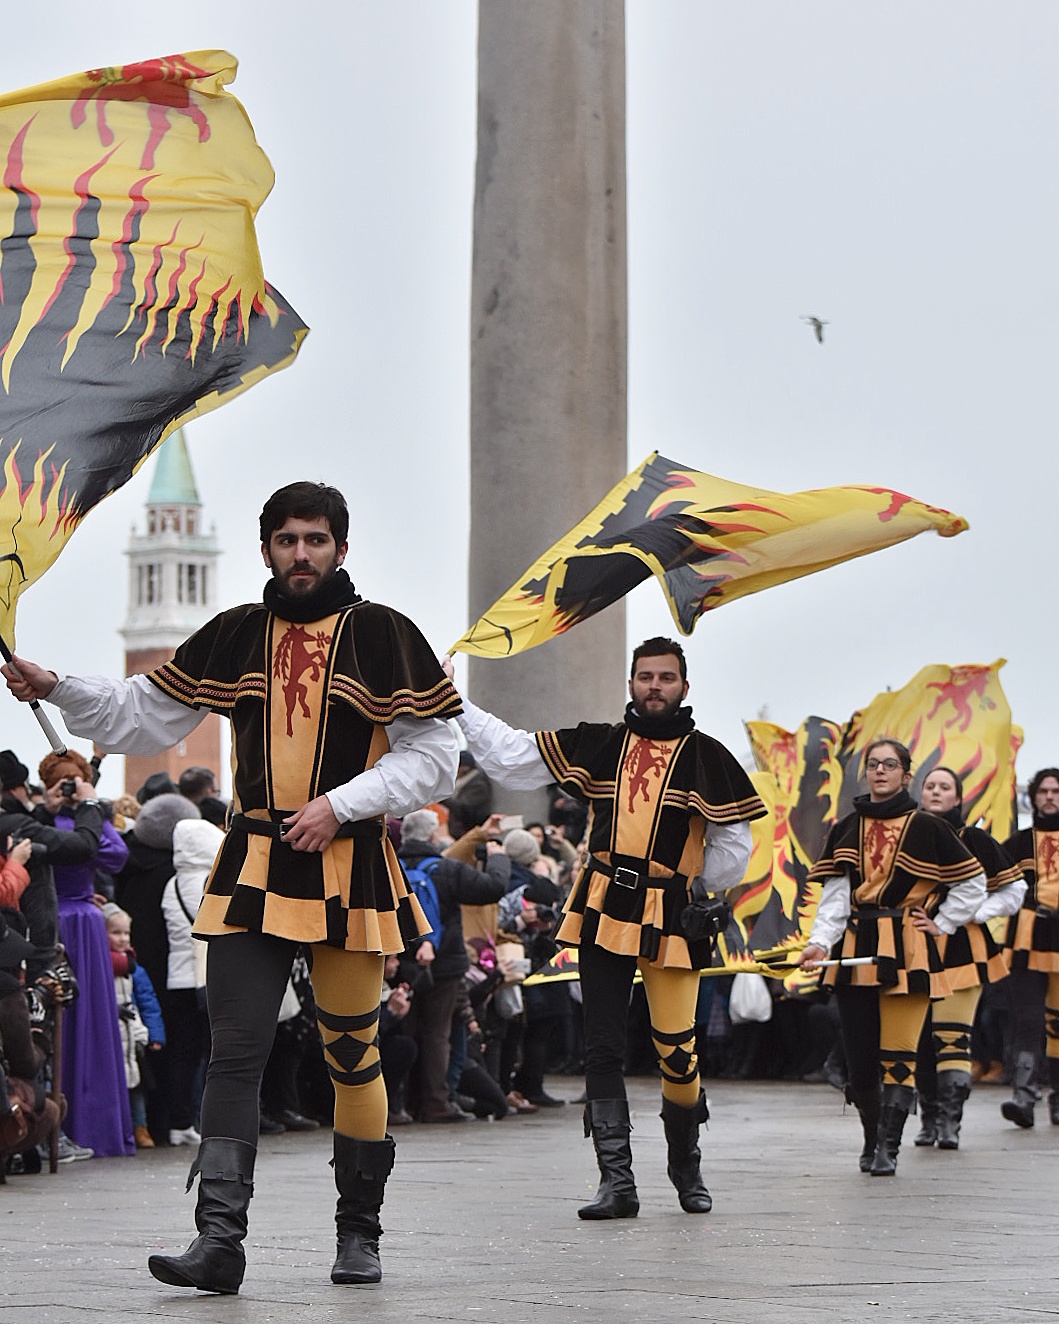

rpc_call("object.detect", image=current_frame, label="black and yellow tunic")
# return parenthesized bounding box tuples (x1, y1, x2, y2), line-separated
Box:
(537, 704, 765, 970)
(146, 577, 460, 954)
(1004, 811, 1059, 973)
(809, 790, 983, 997)
(935, 812, 1020, 989)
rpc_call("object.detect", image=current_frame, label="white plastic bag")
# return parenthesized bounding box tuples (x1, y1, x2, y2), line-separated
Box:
(728, 972, 773, 1024)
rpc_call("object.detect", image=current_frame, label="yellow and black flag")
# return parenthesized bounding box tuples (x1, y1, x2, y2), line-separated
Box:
(834, 660, 1018, 831)
(452, 453, 968, 658)
(0, 51, 307, 643)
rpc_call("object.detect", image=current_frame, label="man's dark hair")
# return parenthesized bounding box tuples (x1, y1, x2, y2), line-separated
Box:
(863, 738, 912, 774)
(630, 637, 687, 682)
(259, 482, 349, 547)
(178, 767, 217, 803)
(1029, 768, 1059, 803)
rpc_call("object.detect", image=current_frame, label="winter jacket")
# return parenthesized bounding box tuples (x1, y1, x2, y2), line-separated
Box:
(161, 819, 224, 990)
(398, 840, 510, 983)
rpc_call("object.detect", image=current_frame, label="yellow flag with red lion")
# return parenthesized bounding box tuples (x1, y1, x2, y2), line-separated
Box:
(835, 660, 1017, 834)
(0, 52, 307, 645)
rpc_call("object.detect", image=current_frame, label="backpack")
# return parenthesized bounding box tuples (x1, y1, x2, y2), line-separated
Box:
(401, 855, 443, 945)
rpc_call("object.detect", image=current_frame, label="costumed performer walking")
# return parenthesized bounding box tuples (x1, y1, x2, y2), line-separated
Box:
(799, 740, 986, 1176)
(912, 766, 1023, 1149)
(999, 766, 1059, 1128)
(3, 482, 461, 1293)
(443, 637, 766, 1219)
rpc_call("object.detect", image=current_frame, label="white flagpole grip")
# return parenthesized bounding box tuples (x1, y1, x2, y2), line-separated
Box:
(0, 641, 68, 755)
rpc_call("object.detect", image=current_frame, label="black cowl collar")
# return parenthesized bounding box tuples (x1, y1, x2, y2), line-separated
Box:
(623, 701, 695, 740)
(262, 568, 362, 623)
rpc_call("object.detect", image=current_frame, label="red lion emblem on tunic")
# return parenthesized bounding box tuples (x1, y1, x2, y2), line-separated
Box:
(622, 738, 672, 813)
(273, 624, 331, 737)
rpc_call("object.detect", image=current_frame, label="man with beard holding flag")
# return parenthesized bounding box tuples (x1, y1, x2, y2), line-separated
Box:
(3, 481, 460, 1294)
(443, 636, 765, 1220)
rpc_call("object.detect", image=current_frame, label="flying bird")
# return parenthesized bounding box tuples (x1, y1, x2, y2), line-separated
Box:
(802, 315, 829, 344)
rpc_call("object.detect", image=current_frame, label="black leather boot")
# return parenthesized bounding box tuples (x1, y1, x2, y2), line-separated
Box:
(936, 1070, 972, 1149)
(846, 1084, 881, 1173)
(913, 1092, 938, 1147)
(660, 1092, 712, 1214)
(578, 1099, 639, 1220)
(148, 1136, 256, 1294)
(331, 1133, 396, 1284)
(1001, 1051, 1037, 1129)
(869, 1084, 915, 1176)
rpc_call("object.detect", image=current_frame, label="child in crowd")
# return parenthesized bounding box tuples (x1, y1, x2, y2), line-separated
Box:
(102, 903, 165, 1149)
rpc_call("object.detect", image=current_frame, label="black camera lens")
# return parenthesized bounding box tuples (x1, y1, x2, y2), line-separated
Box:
(60, 779, 76, 797)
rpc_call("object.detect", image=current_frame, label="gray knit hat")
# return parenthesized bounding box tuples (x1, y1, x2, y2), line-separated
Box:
(130, 793, 201, 849)
(503, 828, 540, 867)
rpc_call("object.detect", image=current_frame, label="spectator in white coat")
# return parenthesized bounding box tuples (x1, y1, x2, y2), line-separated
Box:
(161, 818, 224, 1144)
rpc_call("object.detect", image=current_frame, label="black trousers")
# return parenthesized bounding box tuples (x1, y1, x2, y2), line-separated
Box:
(199, 931, 297, 1146)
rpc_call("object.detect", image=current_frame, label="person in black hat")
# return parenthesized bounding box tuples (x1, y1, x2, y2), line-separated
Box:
(136, 772, 179, 805)
(0, 748, 105, 981)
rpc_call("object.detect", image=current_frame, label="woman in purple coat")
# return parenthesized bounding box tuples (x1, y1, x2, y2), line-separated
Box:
(39, 751, 131, 1156)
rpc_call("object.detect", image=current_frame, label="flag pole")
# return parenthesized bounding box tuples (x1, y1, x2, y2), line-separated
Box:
(0, 638, 68, 755)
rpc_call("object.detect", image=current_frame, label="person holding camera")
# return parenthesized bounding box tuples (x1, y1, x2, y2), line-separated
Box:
(443, 637, 765, 1220)
(36, 749, 132, 1158)
(396, 808, 511, 1121)
(0, 747, 108, 983)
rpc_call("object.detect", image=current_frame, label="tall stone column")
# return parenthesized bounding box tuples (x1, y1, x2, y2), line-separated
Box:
(469, 1, 628, 811)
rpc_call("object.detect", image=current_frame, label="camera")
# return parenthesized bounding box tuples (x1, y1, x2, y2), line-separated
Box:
(473, 843, 488, 866)
(8, 833, 46, 859)
(60, 779, 76, 798)
(534, 905, 558, 925)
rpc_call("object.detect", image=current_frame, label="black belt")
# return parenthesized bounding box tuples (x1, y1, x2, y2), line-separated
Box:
(230, 812, 381, 841)
(851, 906, 906, 922)
(587, 856, 688, 891)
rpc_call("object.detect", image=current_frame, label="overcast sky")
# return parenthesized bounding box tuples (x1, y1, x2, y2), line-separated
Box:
(0, 3, 1055, 799)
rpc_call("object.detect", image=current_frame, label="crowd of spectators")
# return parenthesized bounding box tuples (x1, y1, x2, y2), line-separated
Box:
(0, 742, 1027, 1182)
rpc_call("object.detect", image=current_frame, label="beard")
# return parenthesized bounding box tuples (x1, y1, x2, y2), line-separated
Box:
(274, 555, 340, 598)
(634, 692, 684, 721)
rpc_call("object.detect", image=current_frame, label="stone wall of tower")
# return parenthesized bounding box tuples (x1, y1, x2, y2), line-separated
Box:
(122, 646, 224, 797)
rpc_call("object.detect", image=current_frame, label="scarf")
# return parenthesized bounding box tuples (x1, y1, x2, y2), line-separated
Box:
(853, 788, 917, 820)
(623, 701, 696, 740)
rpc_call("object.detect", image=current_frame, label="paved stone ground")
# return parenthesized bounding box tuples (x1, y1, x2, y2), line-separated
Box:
(3, 1076, 1059, 1323)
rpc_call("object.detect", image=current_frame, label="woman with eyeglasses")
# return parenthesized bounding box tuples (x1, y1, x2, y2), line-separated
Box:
(912, 767, 1024, 1149)
(798, 740, 986, 1175)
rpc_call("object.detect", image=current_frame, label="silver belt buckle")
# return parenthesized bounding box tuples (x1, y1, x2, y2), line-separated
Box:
(612, 866, 639, 890)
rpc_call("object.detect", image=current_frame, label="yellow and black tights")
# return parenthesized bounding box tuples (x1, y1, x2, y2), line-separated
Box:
(836, 984, 931, 1092)
(578, 940, 702, 1108)
(199, 931, 387, 1146)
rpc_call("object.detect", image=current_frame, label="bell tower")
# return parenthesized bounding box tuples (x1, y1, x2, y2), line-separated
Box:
(121, 428, 223, 795)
